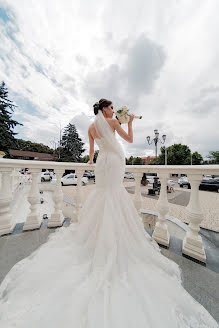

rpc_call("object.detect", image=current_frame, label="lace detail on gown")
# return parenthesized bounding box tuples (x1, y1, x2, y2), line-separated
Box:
(0, 112, 218, 327)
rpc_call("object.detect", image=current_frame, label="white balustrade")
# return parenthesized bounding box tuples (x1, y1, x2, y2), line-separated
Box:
(182, 174, 206, 263)
(0, 159, 219, 264)
(133, 172, 143, 213)
(152, 173, 170, 247)
(0, 168, 15, 236)
(11, 168, 21, 194)
(23, 168, 42, 231)
(48, 169, 65, 227)
(72, 169, 85, 222)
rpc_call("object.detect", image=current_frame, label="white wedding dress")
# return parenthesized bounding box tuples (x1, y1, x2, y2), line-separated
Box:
(0, 111, 218, 328)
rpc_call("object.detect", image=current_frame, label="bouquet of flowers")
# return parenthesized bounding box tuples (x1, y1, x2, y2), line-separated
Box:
(115, 106, 142, 124)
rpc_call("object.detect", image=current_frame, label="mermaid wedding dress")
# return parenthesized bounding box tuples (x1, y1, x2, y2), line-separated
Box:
(0, 110, 218, 328)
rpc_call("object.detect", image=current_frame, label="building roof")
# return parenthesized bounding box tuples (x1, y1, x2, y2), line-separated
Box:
(9, 149, 56, 161)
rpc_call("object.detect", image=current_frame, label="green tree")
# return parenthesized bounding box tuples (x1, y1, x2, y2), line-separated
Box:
(0, 82, 23, 153)
(192, 151, 203, 165)
(80, 154, 90, 163)
(150, 144, 203, 165)
(132, 157, 144, 165)
(126, 156, 133, 165)
(93, 150, 99, 163)
(13, 139, 54, 154)
(207, 151, 219, 164)
(60, 123, 85, 162)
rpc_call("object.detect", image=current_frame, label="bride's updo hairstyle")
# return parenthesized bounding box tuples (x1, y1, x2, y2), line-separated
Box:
(93, 98, 112, 115)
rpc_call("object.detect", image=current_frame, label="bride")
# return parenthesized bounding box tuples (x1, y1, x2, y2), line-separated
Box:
(0, 98, 218, 327)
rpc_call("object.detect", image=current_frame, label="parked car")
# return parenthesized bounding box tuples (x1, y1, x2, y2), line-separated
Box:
(146, 175, 158, 184)
(124, 172, 134, 179)
(179, 179, 191, 189)
(167, 179, 175, 187)
(178, 176, 188, 184)
(202, 175, 213, 181)
(41, 172, 52, 182)
(179, 177, 219, 192)
(61, 173, 88, 186)
(83, 171, 95, 179)
(199, 179, 219, 192)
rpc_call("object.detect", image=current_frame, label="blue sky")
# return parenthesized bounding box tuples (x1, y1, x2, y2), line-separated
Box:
(0, 0, 219, 157)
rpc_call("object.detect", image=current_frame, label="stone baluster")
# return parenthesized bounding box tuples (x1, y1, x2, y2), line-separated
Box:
(133, 172, 143, 213)
(23, 168, 42, 231)
(72, 169, 84, 222)
(152, 173, 170, 247)
(0, 168, 15, 236)
(11, 168, 21, 194)
(182, 174, 206, 263)
(48, 169, 65, 227)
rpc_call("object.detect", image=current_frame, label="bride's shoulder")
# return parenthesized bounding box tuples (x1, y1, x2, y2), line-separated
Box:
(107, 118, 117, 124)
(88, 123, 94, 130)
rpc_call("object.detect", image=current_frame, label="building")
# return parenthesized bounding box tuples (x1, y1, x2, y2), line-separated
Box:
(141, 156, 156, 165)
(9, 149, 57, 161)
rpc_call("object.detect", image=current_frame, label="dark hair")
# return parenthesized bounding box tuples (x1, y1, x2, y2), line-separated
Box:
(93, 98, 112, 115)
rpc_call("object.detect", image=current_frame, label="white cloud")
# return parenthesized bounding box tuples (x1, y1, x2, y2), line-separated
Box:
(0, 0, 219, 158)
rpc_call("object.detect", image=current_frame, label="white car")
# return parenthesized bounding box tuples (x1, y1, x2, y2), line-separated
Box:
(61, 173, 88, 186)
(146, 176, 158, 184)
(167, 179, 175, 187)
(124, 172, 134, 179)
(178, 176, 188, 184)
(41, 172, 52, 182)
(203, 175, 212, 181)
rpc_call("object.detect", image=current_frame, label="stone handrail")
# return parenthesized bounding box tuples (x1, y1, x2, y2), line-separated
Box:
(1, 158, 219, 263)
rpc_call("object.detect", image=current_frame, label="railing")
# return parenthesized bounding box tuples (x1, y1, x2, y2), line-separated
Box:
(1, 158, 219, 264)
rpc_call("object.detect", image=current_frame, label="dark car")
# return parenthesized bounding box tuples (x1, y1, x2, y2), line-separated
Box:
(199, 179, 219, 192)
(83, 171, 95, 180)
(179, 179, 219, 192)
(179, 180, 191, 189)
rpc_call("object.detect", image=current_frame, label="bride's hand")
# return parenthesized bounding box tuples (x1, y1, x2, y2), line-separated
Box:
(87, 160, 93, 164)
(128, 114, 135, 123)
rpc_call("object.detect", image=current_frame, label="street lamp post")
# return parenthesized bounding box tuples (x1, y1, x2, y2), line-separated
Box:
(146, 130, 166, 163)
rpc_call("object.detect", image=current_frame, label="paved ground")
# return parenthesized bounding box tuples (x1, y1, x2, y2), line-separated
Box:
(62, 179, 219, 231)
(0, 179, 218, 322)
(0, 224, 218, 323)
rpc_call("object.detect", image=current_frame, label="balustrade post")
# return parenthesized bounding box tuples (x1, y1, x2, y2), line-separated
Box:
(0, 168, 15, 236)
(71, 169, 84, 223)
(11, 168, 21, 193)
(23, 168, 42, 231)
(48, 169, 65, 227)
(182, 174, 206, 263)
(152, 173, 170, 247)
(133, 172, 143, 213)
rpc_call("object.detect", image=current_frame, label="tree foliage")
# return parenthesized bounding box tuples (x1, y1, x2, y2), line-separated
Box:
(0, 81, 23, 153)
(59, 123, 85, 162)
(207, 151, 219, 164)
(13, 138, 54, 154)
(81, 150, 99, 163)
(149, 144, 203, 165)
(132, 157, 144, 165)
(126, 156, 144, 165)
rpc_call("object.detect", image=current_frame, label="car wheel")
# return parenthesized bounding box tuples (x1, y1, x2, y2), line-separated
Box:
(41, 178, 45, 182)
(61, 182, 64, 186)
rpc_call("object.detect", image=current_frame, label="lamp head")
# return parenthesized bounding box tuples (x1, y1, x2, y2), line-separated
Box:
(146, 136, 150, 143)
(162, 134, 166, 142)
(154, 129, 159, 138)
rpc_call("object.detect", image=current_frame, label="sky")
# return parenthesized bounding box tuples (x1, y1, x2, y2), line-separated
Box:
(0, 0, 219, 159)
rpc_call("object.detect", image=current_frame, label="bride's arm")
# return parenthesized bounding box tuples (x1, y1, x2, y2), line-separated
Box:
(88, 128, 94, 163)
(112, 115, 134, 143)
